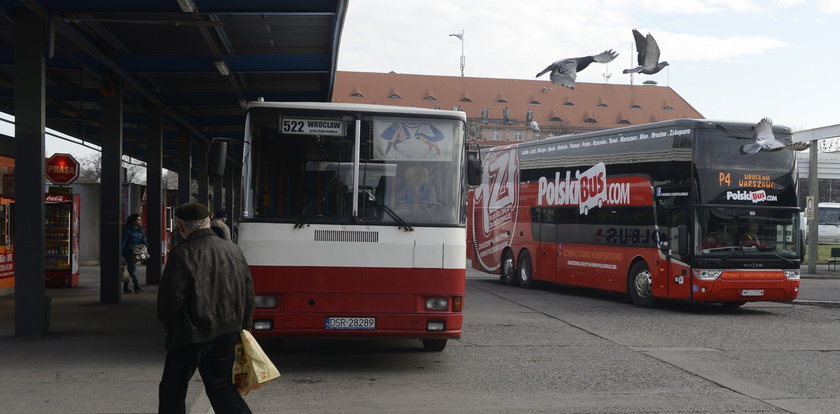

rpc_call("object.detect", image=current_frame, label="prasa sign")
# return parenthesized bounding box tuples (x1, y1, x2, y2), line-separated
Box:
(45, 153, 79, 185)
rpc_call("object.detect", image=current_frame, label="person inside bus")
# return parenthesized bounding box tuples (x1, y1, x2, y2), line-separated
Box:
(395, 166, 438, 216)
(701, 234, 719, 249)
(740, 223, 766, 248)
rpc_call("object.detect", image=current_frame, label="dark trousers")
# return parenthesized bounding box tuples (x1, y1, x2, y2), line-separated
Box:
(159, 332, 251, 414)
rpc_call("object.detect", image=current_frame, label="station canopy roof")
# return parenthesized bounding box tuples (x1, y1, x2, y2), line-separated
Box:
(0, 0, 348, 171)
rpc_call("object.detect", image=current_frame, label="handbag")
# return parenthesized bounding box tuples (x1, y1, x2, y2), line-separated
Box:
(131, 244, 150, 263)
(232, 330, 281, 395)
(121, 265, 130, 282)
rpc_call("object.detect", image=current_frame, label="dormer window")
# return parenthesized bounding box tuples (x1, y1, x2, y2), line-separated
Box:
(550, 116, 563, 122)
(563, 102, 575, 107)
(663, 106, 674, 111)
(530, 100, 541, 105)
(350, 92, 364, 97)
(618, 120, 631, 125)
(597, 103, 608, 108)
(584, 118, 597, 124)
(389, 94, 402, 99)
(630, 104, 642, 110)
(496, 98, 508, 103)
(424, 96, 437, 101)
(460, 97, 473, 102)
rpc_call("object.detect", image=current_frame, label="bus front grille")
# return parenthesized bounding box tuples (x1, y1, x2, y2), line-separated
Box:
(314, 230, 379, 243)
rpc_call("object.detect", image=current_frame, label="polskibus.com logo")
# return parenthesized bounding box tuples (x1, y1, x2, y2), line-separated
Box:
(726, 190, 777, 203)
(537, 162, 630, 215)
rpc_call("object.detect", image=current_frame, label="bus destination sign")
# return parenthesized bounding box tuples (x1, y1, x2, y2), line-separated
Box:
(281, 117, 346, 136)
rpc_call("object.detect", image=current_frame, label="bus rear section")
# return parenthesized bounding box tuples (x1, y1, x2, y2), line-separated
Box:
(236, 102, 470, 350)
(469, 119, 801, 307)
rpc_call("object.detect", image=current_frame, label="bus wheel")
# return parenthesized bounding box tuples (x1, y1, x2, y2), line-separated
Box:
(721, 301, 746, 308)
(501, 249, 517, 286)
(628, 261, 658, 307)
(421, 338, 447, 352)
(517, 251, 534, 289)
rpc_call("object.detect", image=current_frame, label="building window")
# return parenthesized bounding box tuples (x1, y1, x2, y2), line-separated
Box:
(460, 97, 473, 102)
(564, 102, 575, 107)
(389, 94, 402, 99)
(618, 120, 631, 125)
(424, 96, 437, 101)
(492, 129, 500, 140)
(664, 106, 674, 111)
(597, 103, 608, 108)
(630, 104, 642, 110)
(350, 92, 364, 97)
(584, 118, 597, 124)
(550, 116, 562, 122)
(496, 99, 508, 103)
(515, 130, 523, 141)
(530, 100, 541, 105)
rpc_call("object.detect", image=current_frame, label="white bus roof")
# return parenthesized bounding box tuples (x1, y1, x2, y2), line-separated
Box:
(246, 101, 467, 121)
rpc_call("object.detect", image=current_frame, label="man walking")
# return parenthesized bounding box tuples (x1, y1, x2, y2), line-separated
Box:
(157, 202, 255, 414)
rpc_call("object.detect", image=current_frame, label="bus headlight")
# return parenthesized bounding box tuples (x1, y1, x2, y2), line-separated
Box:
(255, 295, 277, 309)
(784, 269, 800, 280)
(692, 269, 723, 281)
(425, 297, 449, 311)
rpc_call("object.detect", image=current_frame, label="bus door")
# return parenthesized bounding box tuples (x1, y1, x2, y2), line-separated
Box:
(537, 208, 557, 282)
(663, 208, 691, 300)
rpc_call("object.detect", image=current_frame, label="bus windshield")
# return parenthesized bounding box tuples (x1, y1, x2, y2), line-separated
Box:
(243, 107, 466, 226)
(695, 207, 799, 258)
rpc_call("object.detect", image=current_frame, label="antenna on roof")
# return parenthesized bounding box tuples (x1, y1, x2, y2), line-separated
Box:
(449, 29, 465, 77)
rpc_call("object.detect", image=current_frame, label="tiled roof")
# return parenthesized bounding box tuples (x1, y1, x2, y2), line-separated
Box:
(332, 71, 703, 130)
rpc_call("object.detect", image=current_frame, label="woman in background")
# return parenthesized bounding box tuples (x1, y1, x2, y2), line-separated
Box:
(121, 213, 148, 293)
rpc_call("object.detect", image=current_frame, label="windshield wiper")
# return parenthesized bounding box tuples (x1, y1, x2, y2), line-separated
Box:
(295, 174, 341, 229)
(369, 194, 413, 231)
(771, 253, 795, 265)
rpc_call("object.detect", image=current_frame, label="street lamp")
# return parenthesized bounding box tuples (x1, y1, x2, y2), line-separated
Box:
(449, 29, 465, 77)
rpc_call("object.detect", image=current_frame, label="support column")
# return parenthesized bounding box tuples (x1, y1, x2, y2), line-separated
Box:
(233, 166, 242, 222)
(14, 9, 48, 336)
(197, 144, 209, 206)
(211, 175, 223, 214)
(146, 109, 163, 285)
(224, 166, 234, 219)
(100, 71, 123, 304)
(178, 130, 191, 206)
(808, 143, 818, 274)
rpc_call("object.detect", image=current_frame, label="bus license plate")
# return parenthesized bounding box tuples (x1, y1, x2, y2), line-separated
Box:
(325, 317, 376, 330)
(740, 289, 764, 297)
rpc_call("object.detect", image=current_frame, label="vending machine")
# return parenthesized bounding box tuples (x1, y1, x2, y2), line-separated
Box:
(45, 193, 80, 288)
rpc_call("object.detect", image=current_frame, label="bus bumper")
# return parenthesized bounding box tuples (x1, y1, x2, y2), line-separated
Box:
(690, 277, 800, 303)
(251, 312, 463, 339)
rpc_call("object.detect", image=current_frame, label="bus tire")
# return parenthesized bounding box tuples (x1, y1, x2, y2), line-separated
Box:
(628, 261, 659, 307)
(501, 249, 517, 286)
(517, 250, 534, 289)
(421, 338, 447, 352)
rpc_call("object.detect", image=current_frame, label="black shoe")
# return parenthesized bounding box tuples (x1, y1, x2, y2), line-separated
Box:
(123, 288, 131, 293)
(134, 287, 144, 293)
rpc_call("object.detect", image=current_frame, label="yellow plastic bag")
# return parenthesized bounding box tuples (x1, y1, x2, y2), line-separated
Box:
(232, 330, 281, 395)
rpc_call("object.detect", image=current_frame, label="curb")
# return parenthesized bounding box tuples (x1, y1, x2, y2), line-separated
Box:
(793, 299, 840, 308)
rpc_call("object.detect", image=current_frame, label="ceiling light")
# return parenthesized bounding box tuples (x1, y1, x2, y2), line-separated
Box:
(214, 61, 230, 76)
(176, 0, 195, 13)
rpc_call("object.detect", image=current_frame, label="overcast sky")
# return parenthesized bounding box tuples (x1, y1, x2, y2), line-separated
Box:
(8, 0, 838, 157)
(338, 0, 840, 132)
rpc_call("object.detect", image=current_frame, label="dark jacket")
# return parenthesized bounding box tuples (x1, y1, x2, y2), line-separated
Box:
(121, 224, 148, 257)
(157, 228, 255, 350)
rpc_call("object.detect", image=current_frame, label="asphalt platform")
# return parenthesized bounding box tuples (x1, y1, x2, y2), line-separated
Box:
(0, 265, 838, 414)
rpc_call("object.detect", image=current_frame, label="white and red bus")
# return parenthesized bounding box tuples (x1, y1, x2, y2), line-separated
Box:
(468, 119, 801, 307)
(229, 102, 478, 351)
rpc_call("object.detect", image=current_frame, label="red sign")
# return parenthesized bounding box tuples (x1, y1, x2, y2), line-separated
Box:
(45, 153, 79, 185)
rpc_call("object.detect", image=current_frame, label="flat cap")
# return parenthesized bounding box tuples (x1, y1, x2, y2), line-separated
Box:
(175, 202, 210, 221)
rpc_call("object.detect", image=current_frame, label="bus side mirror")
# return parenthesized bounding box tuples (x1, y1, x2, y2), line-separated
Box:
(466, 146, 482, 186)
(208, 139, 228, 177)
(678, 225, 689, 255)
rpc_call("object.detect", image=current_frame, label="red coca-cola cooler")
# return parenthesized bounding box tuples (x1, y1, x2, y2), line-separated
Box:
(45, 193, 80, 288)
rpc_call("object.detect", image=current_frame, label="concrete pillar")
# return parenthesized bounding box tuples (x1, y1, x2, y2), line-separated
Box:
(146, 109, 163, 285)
(13, 9, 48, 336)
(177, 130, 191, 206)
(99, 71, 123, 304)
(197, 144, 209, 206)
(211, 175, 223, 214)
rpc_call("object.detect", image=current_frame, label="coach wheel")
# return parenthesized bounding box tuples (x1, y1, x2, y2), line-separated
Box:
(421, 338, 447, 352)
(501, 249, 517, 286)
(517, 250, 534, 289)
(721, 301, 746, 308)
(628, 261, 659, 307)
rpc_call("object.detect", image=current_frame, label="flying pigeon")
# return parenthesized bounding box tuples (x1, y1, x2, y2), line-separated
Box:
(623, 29, 669, 75)
(536, 49, 618, 89)
(739, 118, 810, 155)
